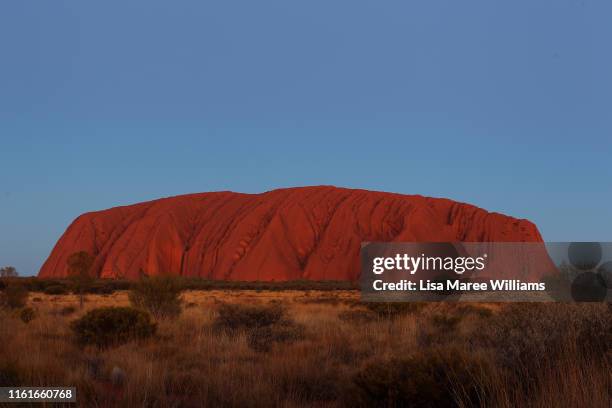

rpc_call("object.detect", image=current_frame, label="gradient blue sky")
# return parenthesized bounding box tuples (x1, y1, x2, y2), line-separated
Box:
(1, 1, 611, 276)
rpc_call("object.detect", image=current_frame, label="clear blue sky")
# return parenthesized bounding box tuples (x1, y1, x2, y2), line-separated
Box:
(1, 1, 610, 276)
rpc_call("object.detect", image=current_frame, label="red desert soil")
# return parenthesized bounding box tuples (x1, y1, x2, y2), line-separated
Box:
(39, 186, 545, 280)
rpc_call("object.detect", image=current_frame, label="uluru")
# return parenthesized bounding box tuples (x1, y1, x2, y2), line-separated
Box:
(38, 186, 544, 281)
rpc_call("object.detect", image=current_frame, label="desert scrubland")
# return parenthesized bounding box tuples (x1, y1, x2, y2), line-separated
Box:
(0, 287, 610, 408)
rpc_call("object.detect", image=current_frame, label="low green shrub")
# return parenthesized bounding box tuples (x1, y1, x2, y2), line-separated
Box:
(60, 305, 77, 316)
(247, 323, 305, 352)
(10, 277, 359, 293)
(44, 284, 69, 295)
(129, 275, 183, 319)
(18, 277, 54, 292)
(363, 302, 426, 318)
(179, 278, 357, 291)
(431, 314, 462, 330)
(70, 306, 156, 348)
(338, 309, 377, 324)
(278, 364, 340, 403)
(19, 307, 37, 323)
(476, 303, 611, 378)
(453, 304, 493, 318)
(417, 313, 463, 346)
(0, 361, 21, 386)
(300, 296, 340, 305)
(350, 347, 490, 407)
(213, 303, 285, 332)
(213, 302, 305, 352)
(0, 282, 28, 309)
(88, 281, 117, 294)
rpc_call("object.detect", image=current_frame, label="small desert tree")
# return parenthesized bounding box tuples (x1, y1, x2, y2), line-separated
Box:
(0, 266, 18, 278)
(67, 251, 95, 309)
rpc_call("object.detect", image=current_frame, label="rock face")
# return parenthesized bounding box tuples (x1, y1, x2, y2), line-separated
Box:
(39, 186, 544, 280)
